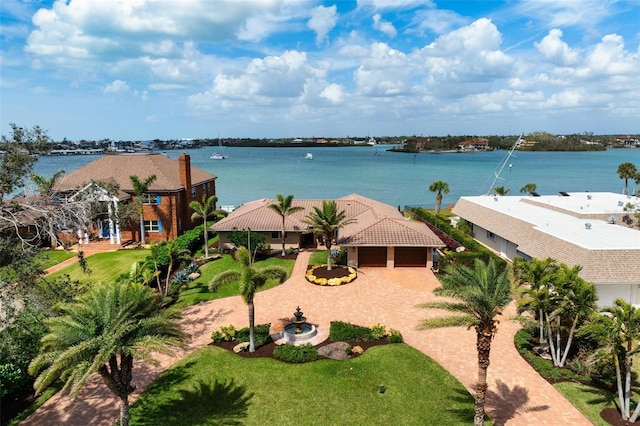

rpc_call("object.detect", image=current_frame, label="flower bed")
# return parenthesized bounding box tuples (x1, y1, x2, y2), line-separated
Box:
(305, 264, 357, 286)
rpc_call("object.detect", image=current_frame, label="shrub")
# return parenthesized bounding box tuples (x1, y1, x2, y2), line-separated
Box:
(329, 321, 372, 341)
(236, 323, 272, 348)
(211, 324, 237, 343)
(369, 323, 387, 340)
(273, 344, 318, 363)
(351, 345, 364, 355)
(387, 328, 404, 343)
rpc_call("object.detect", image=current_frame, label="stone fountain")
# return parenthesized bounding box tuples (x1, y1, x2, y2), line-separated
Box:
(282, 306, 317, 345)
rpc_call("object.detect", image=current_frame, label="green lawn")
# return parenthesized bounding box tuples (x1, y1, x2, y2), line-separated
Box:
(175, 254, 295, 308)
(45, 249, 151, 284)
(130, 344, 486, 425)
(36, 249, 75, 269)
(554, 382, 616, 426)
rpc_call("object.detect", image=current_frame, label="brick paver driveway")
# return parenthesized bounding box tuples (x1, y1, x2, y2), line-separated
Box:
(24, 250, 590, 425)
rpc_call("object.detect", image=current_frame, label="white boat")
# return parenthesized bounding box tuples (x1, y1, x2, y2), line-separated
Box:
(210, 136, 227, 160)
(305, 152, 313, 160)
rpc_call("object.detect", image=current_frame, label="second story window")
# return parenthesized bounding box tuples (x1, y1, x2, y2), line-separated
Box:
(142, 193, 161, 205)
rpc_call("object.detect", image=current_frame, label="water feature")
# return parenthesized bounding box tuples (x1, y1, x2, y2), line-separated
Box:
(282, 306, 317, 345)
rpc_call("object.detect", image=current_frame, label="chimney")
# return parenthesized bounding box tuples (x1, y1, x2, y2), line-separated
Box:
(178, 154, 192, 201)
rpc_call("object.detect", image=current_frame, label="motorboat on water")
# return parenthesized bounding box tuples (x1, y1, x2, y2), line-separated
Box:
(305, 152, 313, 160)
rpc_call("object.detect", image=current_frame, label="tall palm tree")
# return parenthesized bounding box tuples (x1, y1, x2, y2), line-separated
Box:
(268, 194, 304, 256)
(30, 170, 65, 195)
(579, 299, 640, 422)
(189, 194, 218, 258)
(420, 259, 512, 426)
(492, 185, 511, 196)
(303, 200, 355, 270)
(617, 162, 638, 195)
(129, 174, 157, 244)
(208, 247, 287, 352)
(429, 180, 450, 215)
(519, 183, 537, 195)
(28, 281, 187, 426)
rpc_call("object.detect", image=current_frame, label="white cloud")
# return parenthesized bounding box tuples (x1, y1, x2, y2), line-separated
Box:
(320, 83, 345, 103)
(535, 29, 580, 65)
(372, 14, 397, 38)
(308, 5, 338, 45)
(102, 79, 129, 94)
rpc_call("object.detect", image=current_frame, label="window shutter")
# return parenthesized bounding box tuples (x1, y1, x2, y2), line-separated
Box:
(156, 194, 161, 205)
(158, 220, 163, 233)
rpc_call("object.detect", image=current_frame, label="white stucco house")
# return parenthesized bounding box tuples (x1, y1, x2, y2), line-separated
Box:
(453, 192, 640, 307)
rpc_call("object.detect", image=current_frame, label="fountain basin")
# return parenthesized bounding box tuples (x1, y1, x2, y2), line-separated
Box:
(283, 322, 317, 345)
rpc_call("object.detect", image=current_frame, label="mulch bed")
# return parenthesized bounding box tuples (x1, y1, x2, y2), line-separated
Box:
(601, 408, 635, 426)
(212, 337, 389, 360)
(309, 265, 352, 280)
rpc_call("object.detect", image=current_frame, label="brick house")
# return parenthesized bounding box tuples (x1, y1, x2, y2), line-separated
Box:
(53, 153, 216, 244)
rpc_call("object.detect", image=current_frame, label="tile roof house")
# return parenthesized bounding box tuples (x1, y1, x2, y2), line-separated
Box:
(53, 153, 216, 244)
(452, 192, 640, 306)
(213, 194, 445, 268)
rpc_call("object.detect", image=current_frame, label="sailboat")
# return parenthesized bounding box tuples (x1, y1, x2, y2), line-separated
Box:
(210, 135, 227, 160)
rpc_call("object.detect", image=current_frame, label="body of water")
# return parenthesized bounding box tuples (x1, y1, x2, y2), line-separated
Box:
(33, 146, 639, 210)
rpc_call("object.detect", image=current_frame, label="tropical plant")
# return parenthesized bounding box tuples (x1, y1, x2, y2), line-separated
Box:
(129, 174, 157, 244)
(189, 194, 218, 259)
(28, 281, 188, 426)
(420, 259, 513, 426)
(513, 257, 559, 341)
(163, 240, 191, 298)
(515, 259, 597, 368)
(148, 243, 163, 293)
(30, 170, 65, 196)
(579, 299, 640, 423)
(617, 162, 638, 195)
(428, 180, 450, 215)
(492, 185, 511, 196)
(303, 200, 355, 270)
(268, 194, 304, 256)
(519, 183, 537, 194)
(208, 247, 287, 352)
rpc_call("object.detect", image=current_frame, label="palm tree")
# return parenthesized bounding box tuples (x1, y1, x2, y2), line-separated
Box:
(519, 183, 537, 195)
(492, 185, 511, 196)
(268, 194, 304, 256)
(617, 162, 638, 195)
(429, 180, 450, 215)
(303, 200, 355, 270)
(30, 170, 65, 195)
(513, 257, 559, 341)
(579, 299, 640, 422)
(420, 259, 512, 426)
(163, 240, 191, 298)
(129, 174, 157, 244)
(148, 243, 163, 293)
(28, 281, 187, 426)
(208, 247, 287, 352)
(189, 194, 218, 258)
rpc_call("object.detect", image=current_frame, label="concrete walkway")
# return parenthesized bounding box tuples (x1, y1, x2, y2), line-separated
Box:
(24, 250, 591, 425)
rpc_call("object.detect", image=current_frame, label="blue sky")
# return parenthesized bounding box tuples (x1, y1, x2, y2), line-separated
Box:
(1, 0, 638, 141)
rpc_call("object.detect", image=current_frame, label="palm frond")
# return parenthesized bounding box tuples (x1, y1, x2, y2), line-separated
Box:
(420, 315, 476, 329)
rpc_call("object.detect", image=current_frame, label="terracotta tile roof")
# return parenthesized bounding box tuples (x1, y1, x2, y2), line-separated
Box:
(53, 153, 216, 194)
(213, 194, 444, 247)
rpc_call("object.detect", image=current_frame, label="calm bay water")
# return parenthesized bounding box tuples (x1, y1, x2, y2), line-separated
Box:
(33, 146, 639, 210)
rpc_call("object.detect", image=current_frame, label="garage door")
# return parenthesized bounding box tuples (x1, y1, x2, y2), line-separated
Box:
(395, 247, 427, 267)
(358, 247, 387, 267)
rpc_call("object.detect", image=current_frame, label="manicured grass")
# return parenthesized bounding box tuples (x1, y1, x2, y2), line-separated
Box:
(553, 382, 615, 426)
(130, 344, 485, 425)
(36, 249, 75, 269)
(174, 254, 295, 308)
(309, 250, 329, 265)
(45, 249, 150, 284)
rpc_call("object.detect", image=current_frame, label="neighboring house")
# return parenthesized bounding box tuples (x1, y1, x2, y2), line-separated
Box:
(53, 153, 216, 244)
(213, 194, 445, 268)
(458, 138, 489, 151)
(453, 192, 640, 306)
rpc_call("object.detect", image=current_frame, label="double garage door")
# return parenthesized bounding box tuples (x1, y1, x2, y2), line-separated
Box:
(358, 247, 427, 267)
